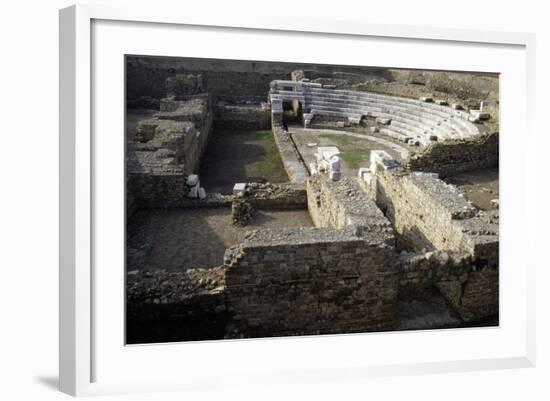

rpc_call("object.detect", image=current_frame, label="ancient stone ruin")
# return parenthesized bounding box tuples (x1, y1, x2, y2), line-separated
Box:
(126, 56, 499, 343)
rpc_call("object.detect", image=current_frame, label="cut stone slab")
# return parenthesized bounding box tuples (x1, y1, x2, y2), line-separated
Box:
(369, 126, 379, 133)
(317, 146, 341, 162)
(419, 96, 434, 102)
(357, 167, 370, 179)
(451, 103, 464, 110)
(435, 99, 449, 106)
(375, 117, 392, 125)
(233, 183, 247, 196)
(370, 150, 398, 172)
(469, 110, 491, 120)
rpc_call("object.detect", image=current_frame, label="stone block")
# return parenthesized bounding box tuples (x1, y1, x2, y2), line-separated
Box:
(357, 167, 370, 179)
(469, 110, 490, 120)
(233, 183, 247, 196)
(370, 150, 398, 172)
(375, 117, 392, 125)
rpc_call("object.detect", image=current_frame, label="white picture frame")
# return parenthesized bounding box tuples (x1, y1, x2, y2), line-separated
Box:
(59, 3, 536, 397)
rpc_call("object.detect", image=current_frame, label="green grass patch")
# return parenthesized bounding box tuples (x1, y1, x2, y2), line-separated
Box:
(320, 133, 371, 169)
(217, 129, 287, 181)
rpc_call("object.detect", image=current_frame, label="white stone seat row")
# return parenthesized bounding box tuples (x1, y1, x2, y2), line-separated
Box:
(269, 81, 480, 145)
(307, 102, 464, 139)
(306, 87, 476, 126)
(306, 95, 476, 138)
(307, 87, 470, 120)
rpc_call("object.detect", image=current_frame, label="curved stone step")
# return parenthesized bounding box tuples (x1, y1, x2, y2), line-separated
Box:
(307, 99, 475, 138)
(307, 95, 476, 136)
(308, 103, 463, 139)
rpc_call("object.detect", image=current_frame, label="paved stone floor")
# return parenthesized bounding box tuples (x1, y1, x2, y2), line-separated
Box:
(127, 207, 313, 272)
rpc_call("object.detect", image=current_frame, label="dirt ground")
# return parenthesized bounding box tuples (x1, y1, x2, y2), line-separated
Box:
(199, 130, 288, 194)
(445, 167, 499, 210)
(127, 207, 313, 272)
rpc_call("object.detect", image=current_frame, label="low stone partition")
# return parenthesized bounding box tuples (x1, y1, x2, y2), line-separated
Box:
(360, 151, 499, 322)
(224, 226, 400, 338)
(406, 131, 498, 176)
(214, 102, 271, 130)
(241, 182, 307, 209)
(307, 175, 391, 231)
(271, 118, 309, 183)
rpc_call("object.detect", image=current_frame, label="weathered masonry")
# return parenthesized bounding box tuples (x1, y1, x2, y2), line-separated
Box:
(269, 78, 497, 176)
(126, 59, 499, 342)
(359, 152, 498, 321)
(224, 176, 399, 338)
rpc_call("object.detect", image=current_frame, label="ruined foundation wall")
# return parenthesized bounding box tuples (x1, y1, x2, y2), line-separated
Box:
(214, 103, 271, 130)
(307, 175, 391, 230)
(224, 227, 400, 338)
(362, 158, 499, 322)
(271, 118, 309, 183)
(224, 175, 400, 337)
(368, 166, 498, 260)
(127, 96, 213, 208)
(126, 267, 227, 343)
(406, 131, 499, 177)
(243, 182, 307, 210)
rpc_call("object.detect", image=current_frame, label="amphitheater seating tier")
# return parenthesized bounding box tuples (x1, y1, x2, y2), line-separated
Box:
(269, 80, 481, 145)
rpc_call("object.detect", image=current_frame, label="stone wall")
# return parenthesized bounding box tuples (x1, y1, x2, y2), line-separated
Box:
(127, 94, 213, 208)
(399, 250, 498, 322)
(361, 153, 499, 322)
(223, 174, 400, 337)
(126, 267, 226, 343)
(215, 102, 271, 130)
(224, 226, 400, 338)
(307, 175, 391, 231)
(271, 120, 309, 183)
(126, 56, 394, 105)
(366, 164, 498, 262)
(406, 131, 499, 177)
(243, 182, 307, 209)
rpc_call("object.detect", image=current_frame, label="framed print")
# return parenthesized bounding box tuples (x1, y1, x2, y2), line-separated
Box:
(59, 4, 536, 396)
